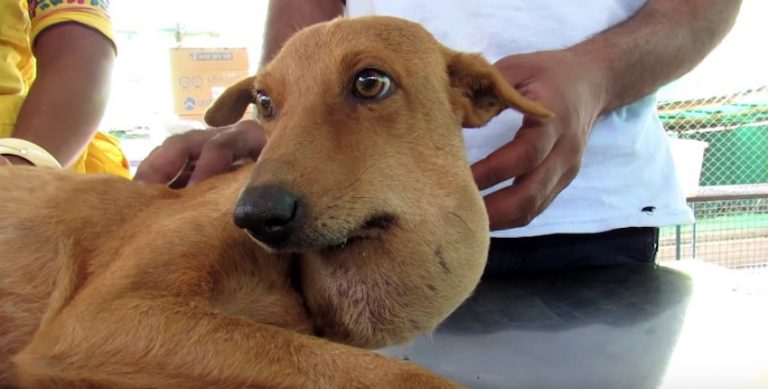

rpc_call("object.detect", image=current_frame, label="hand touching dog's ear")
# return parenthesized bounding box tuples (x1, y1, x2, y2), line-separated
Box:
(443, 48, 553, 128)
(469, 49, 608, 230)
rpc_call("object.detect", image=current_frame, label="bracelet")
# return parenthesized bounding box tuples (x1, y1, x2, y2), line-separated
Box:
(0, 138, 62, 169)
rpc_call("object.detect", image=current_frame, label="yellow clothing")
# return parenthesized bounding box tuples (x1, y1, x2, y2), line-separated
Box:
(0, 0, 129, 177)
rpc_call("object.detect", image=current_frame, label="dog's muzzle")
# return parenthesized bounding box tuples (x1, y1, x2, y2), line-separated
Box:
(234, 184, 303, 249)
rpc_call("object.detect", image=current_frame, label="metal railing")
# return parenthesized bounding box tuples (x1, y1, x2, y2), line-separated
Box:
(658, 190, 768, 270)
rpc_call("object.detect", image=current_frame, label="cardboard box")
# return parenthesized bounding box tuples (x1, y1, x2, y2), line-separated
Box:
(169, 48, 251, 121)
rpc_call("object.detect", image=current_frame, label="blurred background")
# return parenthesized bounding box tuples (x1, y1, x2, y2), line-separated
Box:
(106, 0, 267, 165)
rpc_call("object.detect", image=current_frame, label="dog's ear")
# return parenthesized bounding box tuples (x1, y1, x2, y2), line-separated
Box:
(443, 49, 554, 128)
(204, 76, 256, 127)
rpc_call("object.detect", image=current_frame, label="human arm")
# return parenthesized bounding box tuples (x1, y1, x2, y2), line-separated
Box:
(9, 23, 115, 168)
(472, 0, 742, 230)
(135, 0, 345, 186)
(261, 0, 345, 66)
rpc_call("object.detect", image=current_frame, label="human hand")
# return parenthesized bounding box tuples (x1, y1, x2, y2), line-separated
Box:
(133, 120, 266, 188)
(471, 49, 608, 230)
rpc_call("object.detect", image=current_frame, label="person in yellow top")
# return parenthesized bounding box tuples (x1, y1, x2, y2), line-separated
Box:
(0, 0, 129, 177)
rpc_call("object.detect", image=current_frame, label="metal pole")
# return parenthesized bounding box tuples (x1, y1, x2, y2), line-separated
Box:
(691, 203, 697, 259)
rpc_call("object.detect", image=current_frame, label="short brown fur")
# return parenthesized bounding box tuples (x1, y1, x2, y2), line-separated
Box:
(0, 16, 551, 388)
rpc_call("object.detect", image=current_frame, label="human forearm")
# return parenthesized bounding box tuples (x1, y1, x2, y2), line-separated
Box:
(261, 0, 345, 67)
(570, 0, 742, 113)
(13, 23, 114, 168)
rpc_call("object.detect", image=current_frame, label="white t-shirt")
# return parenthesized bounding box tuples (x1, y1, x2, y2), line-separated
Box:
(347, 0, 694, 238)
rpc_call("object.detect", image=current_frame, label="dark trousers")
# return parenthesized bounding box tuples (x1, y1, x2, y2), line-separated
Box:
(483, 227, 660, 277)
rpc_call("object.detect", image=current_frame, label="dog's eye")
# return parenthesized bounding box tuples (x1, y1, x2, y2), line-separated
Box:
(254, 91, 274, 119)
(352, 69, 393, 100)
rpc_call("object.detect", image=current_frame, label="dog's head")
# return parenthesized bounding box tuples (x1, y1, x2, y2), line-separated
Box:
(206, 16, 552, 348)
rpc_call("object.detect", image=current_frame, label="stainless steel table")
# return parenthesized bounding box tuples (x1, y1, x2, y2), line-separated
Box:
(379, 261, 768, 388)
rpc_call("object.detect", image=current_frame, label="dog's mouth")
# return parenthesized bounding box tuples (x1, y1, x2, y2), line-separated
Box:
(318, 212, 397, 254)
(244, 211, 398, 254)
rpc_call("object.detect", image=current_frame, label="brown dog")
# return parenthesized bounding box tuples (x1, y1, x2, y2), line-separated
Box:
(0, 16, 551, 388)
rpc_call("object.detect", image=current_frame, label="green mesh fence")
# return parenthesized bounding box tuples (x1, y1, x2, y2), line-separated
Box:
(659, 86, 768, 186)
(657, 87, 768, 270)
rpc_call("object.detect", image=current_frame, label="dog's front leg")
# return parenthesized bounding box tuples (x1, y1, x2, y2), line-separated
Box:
(13, 295, 460, 389)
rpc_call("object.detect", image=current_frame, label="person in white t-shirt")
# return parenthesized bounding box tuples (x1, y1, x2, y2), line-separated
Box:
(135, 0, 741, 273)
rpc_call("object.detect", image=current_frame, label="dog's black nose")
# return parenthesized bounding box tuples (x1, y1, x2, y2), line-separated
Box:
(234, 185, 302, 247)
